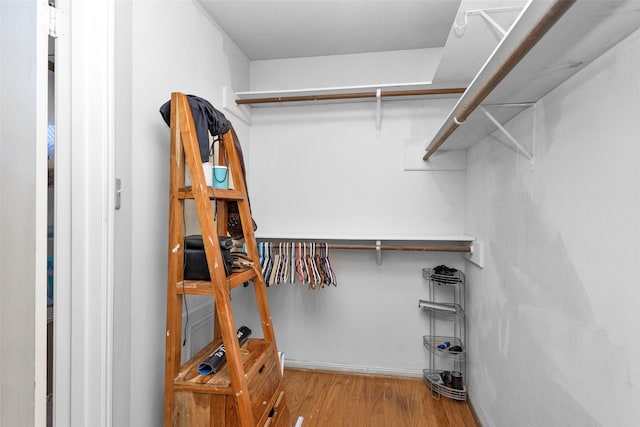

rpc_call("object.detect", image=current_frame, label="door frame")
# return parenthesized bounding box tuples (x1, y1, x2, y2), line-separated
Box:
(54, 0, 116, 426)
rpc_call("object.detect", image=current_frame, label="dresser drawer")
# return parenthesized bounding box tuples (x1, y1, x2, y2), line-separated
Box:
(248, 350, 280, 422)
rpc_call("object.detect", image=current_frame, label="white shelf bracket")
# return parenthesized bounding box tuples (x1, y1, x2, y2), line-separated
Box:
(464, 240, 484, 268)
(222, 86, 252, 126)
(375, 88, 382, 136)
(375, 240, 382, 265)
(454, 6, 523, 38)
(473, 9, 508, 37)
(480, 105, 535, 169)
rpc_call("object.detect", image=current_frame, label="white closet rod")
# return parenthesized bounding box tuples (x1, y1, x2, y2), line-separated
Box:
(236, 87, 466, 105)
(331, 243, 470, 253)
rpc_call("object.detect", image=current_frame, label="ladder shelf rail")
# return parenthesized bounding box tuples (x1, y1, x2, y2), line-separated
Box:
(163, 92, 290, 427)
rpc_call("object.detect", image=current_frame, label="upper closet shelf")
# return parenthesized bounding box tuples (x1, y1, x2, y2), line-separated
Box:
(234, 82, 466, 107)
(423, 0, 640, 160)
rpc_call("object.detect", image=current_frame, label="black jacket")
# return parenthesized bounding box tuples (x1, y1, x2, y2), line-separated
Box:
(159, 94, 229, 162)
(159, 95, 256, 238)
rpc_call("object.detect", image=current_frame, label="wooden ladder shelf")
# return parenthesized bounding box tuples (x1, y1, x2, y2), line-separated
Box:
(164, 92, 291, 426)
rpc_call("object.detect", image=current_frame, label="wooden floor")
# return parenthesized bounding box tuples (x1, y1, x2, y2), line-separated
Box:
(283, 368, 479, 427)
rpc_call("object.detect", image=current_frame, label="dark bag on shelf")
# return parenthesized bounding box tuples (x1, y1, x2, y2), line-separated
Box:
(184, 235, 234, 279)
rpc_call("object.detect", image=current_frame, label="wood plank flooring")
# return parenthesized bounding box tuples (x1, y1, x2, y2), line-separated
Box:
(283, 368, 479, 427)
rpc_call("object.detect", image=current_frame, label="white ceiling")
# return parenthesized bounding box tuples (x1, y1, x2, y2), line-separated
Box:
(198, 0, 462, 60)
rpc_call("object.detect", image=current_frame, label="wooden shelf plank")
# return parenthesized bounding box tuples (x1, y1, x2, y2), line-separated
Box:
(176, 280, 214, 296)
(174, 339, 272, 391)
(176, 268, 257, 295)
(228, 268, 258, 290)
(178, 187, 245, 201)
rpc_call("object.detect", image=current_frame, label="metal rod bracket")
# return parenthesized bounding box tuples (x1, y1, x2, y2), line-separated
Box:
(375, 88, 382, 136)
(454, 6, 523, 37)
(464, 240, 484, 268)
(480, 105, 535, 169)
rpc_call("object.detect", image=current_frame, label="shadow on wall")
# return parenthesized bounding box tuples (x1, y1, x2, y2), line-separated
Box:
(473, 173, 625, 426)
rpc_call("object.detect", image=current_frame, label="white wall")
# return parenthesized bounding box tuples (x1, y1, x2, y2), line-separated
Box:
(248, 100, 464, 236)
(0, 2, 48, 425)
(229, 49, 469, 375)
(465, 28, 640, 426)
(233, 250, 467, 376)
(250, 48, 442, 90)
(125, 1, 250, 425)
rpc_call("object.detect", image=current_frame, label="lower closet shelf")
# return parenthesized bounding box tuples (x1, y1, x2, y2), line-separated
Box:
(423, 369, 467, 401)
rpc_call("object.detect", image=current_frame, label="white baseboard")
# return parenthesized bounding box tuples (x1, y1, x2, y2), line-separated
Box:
(283, 359, 423, 378)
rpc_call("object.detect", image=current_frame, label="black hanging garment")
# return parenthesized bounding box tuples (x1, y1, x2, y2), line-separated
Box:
(159, 95, 229, 162)
(159, 95, 257, 239)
